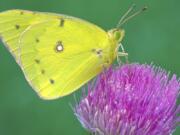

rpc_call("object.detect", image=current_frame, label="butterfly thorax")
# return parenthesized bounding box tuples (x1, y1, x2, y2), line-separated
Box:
(107, 28, 125, 61)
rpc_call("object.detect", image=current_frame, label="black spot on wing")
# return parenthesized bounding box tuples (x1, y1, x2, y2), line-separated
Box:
(35, 59, 40, 64)
(15, 24, 20, 30)
(20, 11, 24, 15)
(41, 69, 45, 74)
(91, 48, 103, 58)
(97, 50, 102, 55)
(50, 79, 55, 84)
(60, 18, 65, 27)
(35, 38, 40, 43)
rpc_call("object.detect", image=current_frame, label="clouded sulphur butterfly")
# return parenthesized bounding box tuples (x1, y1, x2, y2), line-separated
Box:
(0, 7, 145, 100)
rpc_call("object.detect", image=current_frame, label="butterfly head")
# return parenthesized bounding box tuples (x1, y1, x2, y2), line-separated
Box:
(108, 29, 125, 44)
(107, 28, 125, 61)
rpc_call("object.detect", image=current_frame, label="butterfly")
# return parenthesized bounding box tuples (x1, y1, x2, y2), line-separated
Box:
(0, 6, 146, 100)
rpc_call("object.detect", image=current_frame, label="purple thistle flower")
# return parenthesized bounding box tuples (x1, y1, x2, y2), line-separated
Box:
(74, 63, 180, 135)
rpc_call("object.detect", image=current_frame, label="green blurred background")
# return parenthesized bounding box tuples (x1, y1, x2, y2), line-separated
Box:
(0, 0, 179, 135)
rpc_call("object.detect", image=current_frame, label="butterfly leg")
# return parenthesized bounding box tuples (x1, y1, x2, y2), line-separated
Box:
(117, 43, 128, 65)
(117, 52, 128, 65)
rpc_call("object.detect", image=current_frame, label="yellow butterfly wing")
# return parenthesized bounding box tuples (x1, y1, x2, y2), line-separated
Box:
(0, 9, 59, 64)
(19, 18, 113, 100)
(0, 10, 118, 100)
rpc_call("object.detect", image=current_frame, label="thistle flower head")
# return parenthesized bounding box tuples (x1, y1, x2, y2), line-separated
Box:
(74, 64, 180, 135)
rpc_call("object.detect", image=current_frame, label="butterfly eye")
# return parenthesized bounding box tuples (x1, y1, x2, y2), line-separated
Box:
(114, 30, 121, 40)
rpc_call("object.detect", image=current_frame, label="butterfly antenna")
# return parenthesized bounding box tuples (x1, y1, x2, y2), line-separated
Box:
(117, 4, 136, 28)
(117, 5, 147, 28)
